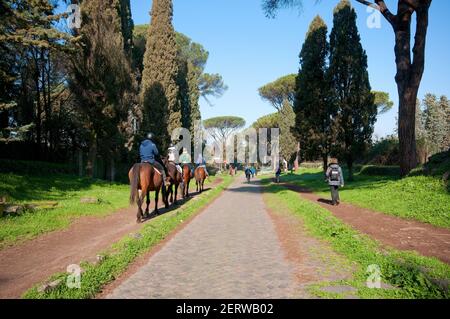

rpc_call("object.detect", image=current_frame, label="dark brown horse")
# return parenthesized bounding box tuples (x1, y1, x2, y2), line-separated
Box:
(163, 159, 183, 205)
(181, 164, 192, 198)
(129, 163, 168, 223)
(194, 166, 207, 193)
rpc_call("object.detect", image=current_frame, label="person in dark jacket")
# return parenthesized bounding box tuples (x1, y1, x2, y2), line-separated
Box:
(325, 158, 344, 206)
(139, 133, 167, 184)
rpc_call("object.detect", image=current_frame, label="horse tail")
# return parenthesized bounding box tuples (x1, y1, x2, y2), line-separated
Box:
(129, 163, 141, 205)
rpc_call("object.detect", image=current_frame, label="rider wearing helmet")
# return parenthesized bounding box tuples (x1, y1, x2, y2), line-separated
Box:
(167, 143, 182, 174)
(139, 133, 168, 184)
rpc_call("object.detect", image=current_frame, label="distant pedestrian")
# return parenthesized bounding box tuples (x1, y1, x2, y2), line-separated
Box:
(325, 158, 344, 206)
(275, 166, 281, 183)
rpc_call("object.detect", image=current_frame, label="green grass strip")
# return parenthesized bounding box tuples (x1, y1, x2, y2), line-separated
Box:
(263, 182, 450, 299)
(23, 176, 233, 299)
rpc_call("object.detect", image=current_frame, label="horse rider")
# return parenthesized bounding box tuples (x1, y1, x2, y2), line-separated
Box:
(179, 148, 194, 177)
(167, 143, 182, 174)
(195, 153, 209, 178)
(139, 133, 168, 185)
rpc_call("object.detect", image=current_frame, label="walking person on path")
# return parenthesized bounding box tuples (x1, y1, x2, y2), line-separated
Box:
(325, 158, 344, 206)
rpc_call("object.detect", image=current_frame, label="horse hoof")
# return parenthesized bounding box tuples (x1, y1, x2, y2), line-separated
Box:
(136, 218, 142, 224)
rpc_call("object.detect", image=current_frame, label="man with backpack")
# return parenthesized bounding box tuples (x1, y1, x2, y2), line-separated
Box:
(325, 158, 344, 206)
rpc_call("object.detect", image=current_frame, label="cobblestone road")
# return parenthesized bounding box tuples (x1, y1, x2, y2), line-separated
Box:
(106, 177, 305, 299)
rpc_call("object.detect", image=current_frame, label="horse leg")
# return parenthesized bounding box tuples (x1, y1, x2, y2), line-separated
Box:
(136, 191, 143, 223)
(154, 187, 159, 215)
(174, 182, 178, 204)
(186, 180, 189, 197)
(144, 190, 150, 218)
(169, 184, 174, 204)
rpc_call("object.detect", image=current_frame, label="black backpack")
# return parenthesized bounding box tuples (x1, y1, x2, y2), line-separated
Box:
(330, 166, 340, 181)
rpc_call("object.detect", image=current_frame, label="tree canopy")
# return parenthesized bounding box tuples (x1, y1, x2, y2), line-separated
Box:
(258, 74, 296, 111)
(373, 91, 394, 115)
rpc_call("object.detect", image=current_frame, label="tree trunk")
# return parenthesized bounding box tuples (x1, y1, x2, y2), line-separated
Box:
(86, 137, 97, 178)
(294, 142, 300, 171)
(322, 154, 328, 173)
(393, 1, 431, 177)
(110, 157, 116, 182)
(347, 158, 354, 182)
(78, 148, 83, 177)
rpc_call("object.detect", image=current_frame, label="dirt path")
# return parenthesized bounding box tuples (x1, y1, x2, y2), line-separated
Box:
(282, 183, 450, 264)
(104, 177, 352, 299)
(0, 179, 221, 299)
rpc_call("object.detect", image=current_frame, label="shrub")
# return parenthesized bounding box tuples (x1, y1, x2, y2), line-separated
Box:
(358, 165, 401, 176)
(365, 137, 399, 166)
(0, 159, 76, 176)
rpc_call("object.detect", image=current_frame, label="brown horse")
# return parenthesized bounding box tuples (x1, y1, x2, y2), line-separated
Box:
(163, 159, 183, 205)
(129, 163, 168, 223)
(194, 166, 207, 193)
(181, 164, 192, 198)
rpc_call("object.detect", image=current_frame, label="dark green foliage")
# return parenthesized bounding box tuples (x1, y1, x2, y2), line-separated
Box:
(175, 33, 206, 134)
(328, 0, 376, 180)
(279, 101, 298, 163)
(422, 150, 450, 177)
(118, 0, 134, 57)
(294, 16, 332, 166)
(358, 165, 401, 177)
(0, 159, 76, 176)
(365, 137, 400, 166)
(0, 0, 72, 145)
(70, 0, 135, 176)
(140, 0, 181, 150)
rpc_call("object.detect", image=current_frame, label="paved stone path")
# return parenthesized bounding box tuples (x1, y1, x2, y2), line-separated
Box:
(106, 177, 304, 299)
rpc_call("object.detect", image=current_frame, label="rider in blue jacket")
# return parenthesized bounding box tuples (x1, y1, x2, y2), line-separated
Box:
(139, 133, 167, 183)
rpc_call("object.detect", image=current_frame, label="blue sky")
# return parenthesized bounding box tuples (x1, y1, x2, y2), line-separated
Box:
(130, 0, 450, 138)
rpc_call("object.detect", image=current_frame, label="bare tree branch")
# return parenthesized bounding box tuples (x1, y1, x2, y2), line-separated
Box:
(355, 0, 397, 27)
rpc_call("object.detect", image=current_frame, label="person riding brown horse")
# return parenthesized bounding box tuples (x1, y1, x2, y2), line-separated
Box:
(163, 156, 183, 205)
(194, 166, 207, 193)
(179, 148, 193, 198)
(129, 133, 169, 223)
(129, 163, 168, 223)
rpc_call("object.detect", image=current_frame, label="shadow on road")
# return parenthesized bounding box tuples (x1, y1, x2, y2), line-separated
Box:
(140, 188, 212, 222)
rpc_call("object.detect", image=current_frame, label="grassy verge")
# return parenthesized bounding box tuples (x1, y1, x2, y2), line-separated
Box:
(278, 168, 450, 229)
(263, 182, 450, 299)
(23, 176, 232, 299)
(0, 173, 130, 248)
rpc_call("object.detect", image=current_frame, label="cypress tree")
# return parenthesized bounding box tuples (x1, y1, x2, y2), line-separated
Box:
(415, 99, 428, 163)
(279, 101, 297, 164)
(423, 94, 447, 155)
(140, 0, 181, 151)
(294, 16, 332, 170)
(328, 0, 376, 180)
(118, 0, 134, 58)
(439, 96, 450, 151)
(70, 0, 134, 178)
